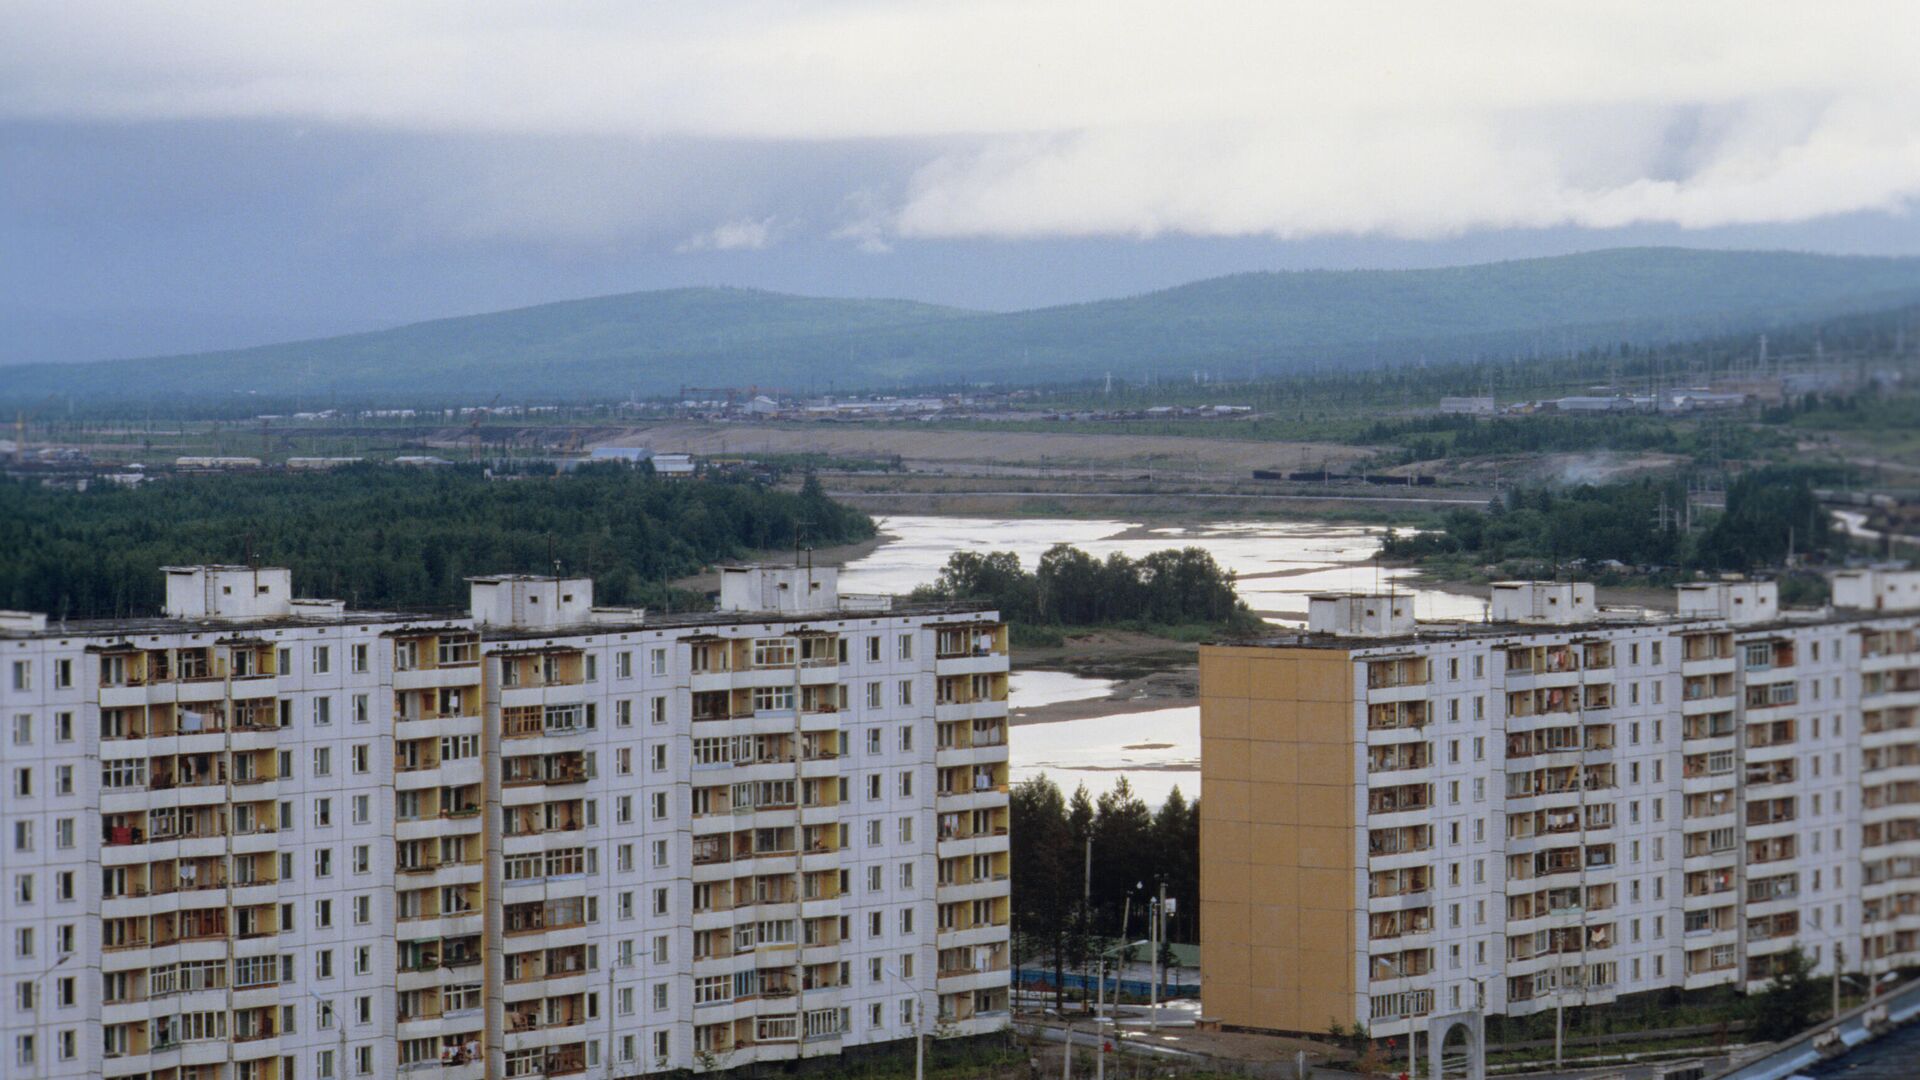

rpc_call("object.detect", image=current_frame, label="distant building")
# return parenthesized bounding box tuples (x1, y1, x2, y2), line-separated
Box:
(174, 455, 263, 469)
(1664, 390, 1748, 412)
(286, 456, 364, 470)
(392, 455, 453, 467)
(652, 452, 696, 478)
(587, 446, 653, 464)
(1439, 396, 1496, 415)
(1553, 395, 1644, 413)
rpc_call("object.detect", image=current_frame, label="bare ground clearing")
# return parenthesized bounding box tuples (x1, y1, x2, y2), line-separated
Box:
(591, 422, 1371, 478)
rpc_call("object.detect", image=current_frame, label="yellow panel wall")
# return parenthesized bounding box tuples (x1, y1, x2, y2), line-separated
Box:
(1199, 644, 1356, 1034)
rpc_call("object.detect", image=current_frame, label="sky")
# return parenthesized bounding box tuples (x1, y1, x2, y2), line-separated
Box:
(6, 1, 1920, 364)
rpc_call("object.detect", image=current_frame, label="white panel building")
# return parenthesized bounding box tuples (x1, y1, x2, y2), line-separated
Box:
(1200, 575, 1920, 1041)
(0, 564, 1011, 1079)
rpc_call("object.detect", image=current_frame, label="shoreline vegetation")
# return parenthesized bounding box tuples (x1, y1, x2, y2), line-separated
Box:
(908, 544, 1267, 647)
(1379, 468, 1841, 601)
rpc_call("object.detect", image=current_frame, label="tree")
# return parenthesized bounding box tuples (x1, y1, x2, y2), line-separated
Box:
(1152, 787, 1198, 943)
(1747, 946, 1822, 1041)
(1009, 776, 1075, 1011)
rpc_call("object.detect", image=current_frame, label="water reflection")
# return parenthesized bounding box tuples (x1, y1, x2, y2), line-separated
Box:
(1007, 669, 1118, 709)
(849, 515, 1478, 805)
(1010, 704, 1200, 806)
(840, 515, 1487, 626)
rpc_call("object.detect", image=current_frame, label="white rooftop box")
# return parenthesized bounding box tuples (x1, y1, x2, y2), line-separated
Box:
(1307, 593, 1414, 637)
(1830, 569, 1920, 612)
(1489, 581, 1597, 625)
(162, 566, 295, 621)
(718, 565, 840, 615)
(0, 611, 48, 634)
(1676, 581, 1778, 624)
(468, 575, 595, 629)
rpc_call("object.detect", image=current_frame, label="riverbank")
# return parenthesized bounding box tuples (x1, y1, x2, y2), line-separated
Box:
(1013, 630, 1198, 727)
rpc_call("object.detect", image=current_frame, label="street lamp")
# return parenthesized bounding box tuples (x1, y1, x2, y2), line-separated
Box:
(884, 964, 928, 1080)
(1090, 939, 1137, 1080)
(1375, 953, 1417, 1080)
(287, 981, 350, 1078)
(26, 953, 70, 1078)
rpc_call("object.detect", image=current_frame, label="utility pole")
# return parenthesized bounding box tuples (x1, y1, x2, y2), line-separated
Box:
(1148, 883, 1163, 1032)
(1095, 957, 1106, 1080)
(1833, 943, 1844, 1019)
(1554, 987, 1564, 1070)
(1084, 837, 1092, 907)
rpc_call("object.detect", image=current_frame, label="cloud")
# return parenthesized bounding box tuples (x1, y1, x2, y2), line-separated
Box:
(676, 217, 779, 253)
(5, 2, 1920, 246)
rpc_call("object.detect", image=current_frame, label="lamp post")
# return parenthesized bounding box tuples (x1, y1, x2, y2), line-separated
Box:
(1376, 953, 1416, 1080)
(27, 953, 70, 1078)
(1148, 884, 1162, 1033)
(1092, 939, 1135, 1080)
(287, 981, 351, 1078)
(885, 965, 927, 1080)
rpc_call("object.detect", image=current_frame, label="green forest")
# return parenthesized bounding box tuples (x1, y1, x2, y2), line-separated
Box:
(1381, 469, 1838, 575)
(1011, 775, 1198, 1003)
(911, 544, 1263, 640)
(0, 466, 872, 619)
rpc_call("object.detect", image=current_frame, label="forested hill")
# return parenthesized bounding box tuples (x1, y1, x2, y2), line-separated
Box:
(0, 466, 873, 620)
(11, 248, 1920, 406)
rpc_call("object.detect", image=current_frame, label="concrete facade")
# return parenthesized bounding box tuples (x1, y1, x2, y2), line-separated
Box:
(0, 565, 1011, 1079)
(1201, 579, 1920, 1041)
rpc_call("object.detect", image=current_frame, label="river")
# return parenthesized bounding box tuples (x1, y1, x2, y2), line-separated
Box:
(837, 514, 1485, 625)
(836, 514, 1469, 804)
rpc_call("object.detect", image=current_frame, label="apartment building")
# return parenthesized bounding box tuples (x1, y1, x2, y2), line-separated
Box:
(1199, 572, 1920, 1042)
(0, 562, 1011, 1079)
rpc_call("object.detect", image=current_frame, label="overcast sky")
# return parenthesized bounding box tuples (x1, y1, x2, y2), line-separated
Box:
(7, 1, 1920, 363)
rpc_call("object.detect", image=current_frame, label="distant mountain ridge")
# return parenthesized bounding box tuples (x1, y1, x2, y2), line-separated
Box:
(10, 248, 1920, 407)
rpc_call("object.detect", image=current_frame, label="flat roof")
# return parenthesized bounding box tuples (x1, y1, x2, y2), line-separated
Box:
(16, 610, 452, 642)
(1208, 606, 1901, 652)
(476, 601, 997, 643)
(6, 601, 997, 643)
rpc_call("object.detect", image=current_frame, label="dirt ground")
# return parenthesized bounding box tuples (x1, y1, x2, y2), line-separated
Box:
(1012, 631, 1200, 726)
(591, 422, 1370, 480)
